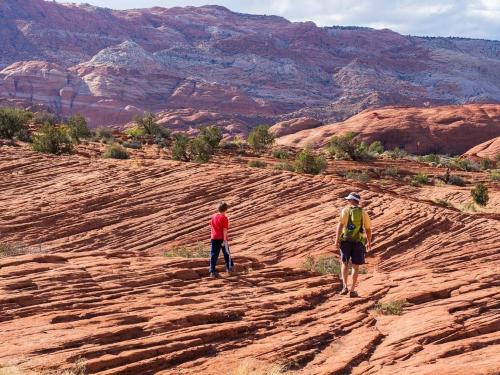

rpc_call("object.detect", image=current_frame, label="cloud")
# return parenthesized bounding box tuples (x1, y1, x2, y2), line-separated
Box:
(65, 0, 500, 40)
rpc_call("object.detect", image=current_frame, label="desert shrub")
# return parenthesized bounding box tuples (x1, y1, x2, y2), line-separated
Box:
(374, 300, 405, 315)
(0, 243, 16, 257)
(33, 111, 57, 126)
(199, 125, 222, 150)
(447, 174, 465, 186)
(171, 133, 190, 161)
(125, 126, 146, 137)
(66, 114, 91, 142)
(368, 140, 384, 155)
(32, 124, 73, 154)
(490, 171, 500, 181)
(434, 198, 452, 208)
(461, 201, 477, 212)
(383, 166, 399, 177)
(452, 158, 480, 172)
(421, 154, 440, 164)
(134, 112, 170, 139)
(303, 255, 342, 276)
(480, 158, 494, 170)
(471, 183, 489, 206)
(164, 243, 210, 258)
(189, 136, 214, 163)
(234, 360, 289, 375)
(248, 125, 275, 152)
(94, 127, 113, 140)
(303, 255, 366, 276)
(273, 162, 295, 172)
(248, 160, 267, 168)
(272, 149, 289, 159)
(0, 107, 32, 139)
(328, 132, 372, 160)
(294, 147, 327, 175)
(387, 147, 407, 159)
(103, 143, 129, 159)
(346, 170, 371, 183)
(411, 172, 429, 185)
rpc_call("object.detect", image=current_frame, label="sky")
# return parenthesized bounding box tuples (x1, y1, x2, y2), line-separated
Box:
(60, 0, 500, 40)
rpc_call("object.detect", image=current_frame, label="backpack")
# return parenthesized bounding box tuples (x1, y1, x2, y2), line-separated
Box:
(341, 207, 366, 244)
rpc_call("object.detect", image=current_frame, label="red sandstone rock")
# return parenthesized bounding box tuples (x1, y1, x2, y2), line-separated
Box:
(277, 104, 500, 155)
(0, 144, 498, 374)
(269, 117, 323, 137)
(464, 136, 500, 160)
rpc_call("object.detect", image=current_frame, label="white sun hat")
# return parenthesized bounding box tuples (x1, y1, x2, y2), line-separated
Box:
(344, 192, 361, 202)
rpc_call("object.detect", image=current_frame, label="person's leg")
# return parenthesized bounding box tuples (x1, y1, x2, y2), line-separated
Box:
(221, 243, 233, 270)
(350, 264, 359, 292)
(350, 242, 365, 295)
(209, 240, 222, 274)
(339, 241, 351, 291)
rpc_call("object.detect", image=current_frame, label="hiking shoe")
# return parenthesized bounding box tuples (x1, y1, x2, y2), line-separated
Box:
(340, 287, 349, 295)
(209, 272, 219, 278)
(349, 290, 359, 298)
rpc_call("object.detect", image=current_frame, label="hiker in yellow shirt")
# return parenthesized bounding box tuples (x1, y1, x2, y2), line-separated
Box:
(334, 192, 372, 297)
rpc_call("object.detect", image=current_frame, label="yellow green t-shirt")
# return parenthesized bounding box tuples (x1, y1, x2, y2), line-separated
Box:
(340, 206, 372, 230)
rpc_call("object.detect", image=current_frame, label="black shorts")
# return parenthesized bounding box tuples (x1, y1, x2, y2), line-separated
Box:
(340, 241, 365, 265)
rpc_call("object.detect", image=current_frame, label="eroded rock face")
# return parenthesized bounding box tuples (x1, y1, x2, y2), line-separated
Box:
(0, 146, 498, 374)
(277, 104, 500, 155)
(0, 0, 499, 130)
(464, 136, 500, 159)
(269, 117, 323, 137)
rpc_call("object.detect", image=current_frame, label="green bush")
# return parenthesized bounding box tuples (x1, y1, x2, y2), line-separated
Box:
(294, 147, 327, 175)
(471, 183, 489, 206)
(461, 201, 477, 212)
(171, 133, 190, 161)
(447, 174, 465, 186)
(368, 140, 384, 154)
(134, 112, 170, 138)
(66, 114, 91, 142)
(490, 171, 500, 182)
(199, 126, 222, 150)
(125, 126, 146, 137)
(411, 172, 429, 185)
(248, 160, 267, 168)
(103, 143, 129, 159)
(346, 170, 371, 183)
(273, 162, 295, 172)
(32, 124, 73, 154)
(164, 243, 210, 258)
(328, 132, 373, 160)
(272, 149, 289, 159)
(452, 158, 480, 172)
(374, 300, 405, 315)
(480, 158, 494, 170)
(189, 136, 213, 163)
(421, 154, 440, 164)
(248, 125, 275, 152)
(0, 107, 32, 139)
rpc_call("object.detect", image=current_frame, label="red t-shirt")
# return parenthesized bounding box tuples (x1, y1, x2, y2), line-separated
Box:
(210, 213, 229, 240)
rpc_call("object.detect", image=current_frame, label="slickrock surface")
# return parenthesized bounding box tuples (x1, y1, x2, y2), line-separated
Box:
(277, 104, 500, 155)
(0, 146, 499, 374)
(1, 0, 499, 129)
(464, 136, 500, 160)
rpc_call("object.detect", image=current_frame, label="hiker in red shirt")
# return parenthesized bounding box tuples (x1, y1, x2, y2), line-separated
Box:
(209, 202, 234, 277)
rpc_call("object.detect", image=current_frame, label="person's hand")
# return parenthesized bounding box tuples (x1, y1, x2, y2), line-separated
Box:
(334, 241, 340, 251)
(365, 242, 372, 253)
(223, 240, 228, 249)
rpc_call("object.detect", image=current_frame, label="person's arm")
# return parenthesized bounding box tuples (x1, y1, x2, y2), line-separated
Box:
(223, 216, 229, 244)
(334, 222, 343, 250)
(365, 228, 372, 251)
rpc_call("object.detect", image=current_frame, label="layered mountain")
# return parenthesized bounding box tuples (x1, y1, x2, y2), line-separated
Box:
(0, 0, 499, 133)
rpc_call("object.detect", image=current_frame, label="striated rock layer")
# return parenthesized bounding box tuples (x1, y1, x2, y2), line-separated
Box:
(0, 0, 499, 129)
(277, 104, 500, 155)
(464, 136, 500, 160)
(0, 145, 499, 374)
